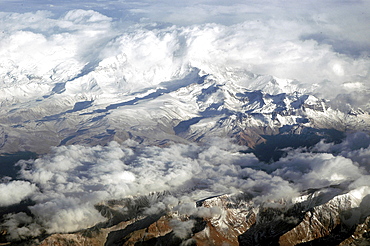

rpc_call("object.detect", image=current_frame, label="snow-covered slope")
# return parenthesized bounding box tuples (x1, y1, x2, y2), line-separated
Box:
(0, 64, 369, 154)
(0, 10, 369, 155)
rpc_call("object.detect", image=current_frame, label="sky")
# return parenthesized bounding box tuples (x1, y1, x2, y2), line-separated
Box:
(1, 0, 370, 44)
(0, 0, 370, 243)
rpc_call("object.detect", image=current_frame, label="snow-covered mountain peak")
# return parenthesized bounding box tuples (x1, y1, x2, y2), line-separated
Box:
(0, 62, 368, 155)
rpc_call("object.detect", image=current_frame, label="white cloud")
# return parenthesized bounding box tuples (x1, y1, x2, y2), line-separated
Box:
(0, 180, 38, 207)
(57, 18, 369, 101)
(1, 5, 369, 102)
(29, 198, 106, 234)
(271, 152, 364, 190)
(314, 132, 370, 173)
(0, 9, 115, 103)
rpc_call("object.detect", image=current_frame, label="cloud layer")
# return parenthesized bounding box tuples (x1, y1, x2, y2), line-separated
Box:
(0, 6, 369, 103)
(0, 133, 369, 240)
(0, 180, 37, 207)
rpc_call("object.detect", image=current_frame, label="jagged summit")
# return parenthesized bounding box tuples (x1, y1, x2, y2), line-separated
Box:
(0, 66, 369, 155)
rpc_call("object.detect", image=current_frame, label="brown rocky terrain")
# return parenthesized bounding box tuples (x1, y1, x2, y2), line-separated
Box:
(24, 190, 369, 246)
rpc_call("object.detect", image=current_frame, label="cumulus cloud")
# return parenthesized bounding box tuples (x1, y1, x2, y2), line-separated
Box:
(1, 139, 285, 238)
(1, 212, 43, 241)
(270, 152, 364, 190)
(0, 132, 370, 241)
(1, 5, 369, 102)
(61, 19, 370, 101)
(313, 132, 370, 166)
(0, 180, 38, 207)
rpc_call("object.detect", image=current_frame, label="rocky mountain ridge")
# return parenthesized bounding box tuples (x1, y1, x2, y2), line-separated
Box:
(34, 186, 370, 246)
(1, 65, 370, 245)
(0, 68, 369, 155)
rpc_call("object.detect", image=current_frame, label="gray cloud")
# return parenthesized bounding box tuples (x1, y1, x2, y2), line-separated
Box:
(270, 152, 364, 190)
(1, 212, 43, 240)
(314, 132, 370, 173)
(169, 219, 195, 239)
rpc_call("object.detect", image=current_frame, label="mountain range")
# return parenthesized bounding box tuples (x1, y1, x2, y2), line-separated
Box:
(0, 8, 370, 245)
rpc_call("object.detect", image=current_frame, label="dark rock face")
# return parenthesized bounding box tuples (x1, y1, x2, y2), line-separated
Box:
(238, 204, 306, 246)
